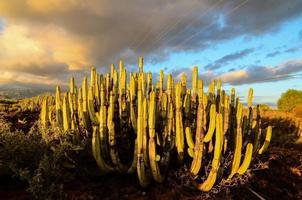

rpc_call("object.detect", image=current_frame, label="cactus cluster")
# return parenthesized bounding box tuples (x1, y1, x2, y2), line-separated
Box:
(40, 57, 272, 191)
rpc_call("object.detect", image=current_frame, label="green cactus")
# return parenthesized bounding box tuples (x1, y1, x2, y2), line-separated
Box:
(55, 86, 63, 129)
(40, 56, 273, 191)
(40, 97, 49, 127)
(190, 78, 205, 175)
(62, 93, 70, 131)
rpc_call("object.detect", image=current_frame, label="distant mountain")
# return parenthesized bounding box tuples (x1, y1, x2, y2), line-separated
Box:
(0, 88, 55, 99)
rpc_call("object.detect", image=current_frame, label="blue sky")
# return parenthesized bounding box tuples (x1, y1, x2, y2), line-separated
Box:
(141, 13, 302, 106)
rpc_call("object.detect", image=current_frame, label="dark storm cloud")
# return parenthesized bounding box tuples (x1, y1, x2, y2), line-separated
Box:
(6, 62, 70, 77)
(205, 48, 254, 70)
(1, 0, 302, 89)
(1, 0, 302, 67)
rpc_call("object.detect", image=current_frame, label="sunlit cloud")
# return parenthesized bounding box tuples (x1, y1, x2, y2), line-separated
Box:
(0, 23, 91, 74)
(0, 0, 301, 92)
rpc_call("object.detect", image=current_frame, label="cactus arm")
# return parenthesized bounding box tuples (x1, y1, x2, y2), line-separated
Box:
(237, 143, 253, 175)
(143, 98, 149, 165)
(40, 97, 49, 127)
(88, 86, 99, 125)
(92, 126, 114, 174)
(98, 89, 113, 167)
(137, 90, 151, 187)
(139, 56, 143, 73)
(185, 127, 194, 149)
(62, 93, 70, 131)
(81, 76, 92, 131)
(196, 113, 223, 192)
(204, 104, 217, 142)
(190, 98, 205, 175)
(258, 126, 272, 154)
(190, 80, 205, 175)
(192, 66, 198, 95)
(185, 127, 195, 158)
(127, 139, 138, 173)
(55, 86, 63, 129)
(175, 83, 185, 162)
(107, 92, 128, 172)
(148, 91, 165, 183)
(228, 102, 243, 179)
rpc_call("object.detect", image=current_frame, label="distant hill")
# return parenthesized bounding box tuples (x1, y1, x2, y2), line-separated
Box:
(0, 94, 11, 99)
(0, 88, 55, 99)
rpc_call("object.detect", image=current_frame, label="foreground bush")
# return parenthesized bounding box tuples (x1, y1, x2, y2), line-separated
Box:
(0, 123, 92, 199)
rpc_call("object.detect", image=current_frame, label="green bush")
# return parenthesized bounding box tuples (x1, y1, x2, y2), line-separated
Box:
(0, 122, 92, 199)
(259, 104, 271, 111)
(277, 89, 302, 112)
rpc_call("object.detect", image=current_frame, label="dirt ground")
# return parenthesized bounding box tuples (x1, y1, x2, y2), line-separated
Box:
(0, 109, 301, 200)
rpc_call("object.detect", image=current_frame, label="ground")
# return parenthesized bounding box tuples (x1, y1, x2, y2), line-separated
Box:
(0, 106, 301, 200)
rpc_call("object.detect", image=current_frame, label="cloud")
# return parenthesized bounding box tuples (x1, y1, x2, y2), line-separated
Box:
(0, 70, 67, 89)
(0, 18, 4, 33)
(266, 50, 281, 58)
(0, 23, 92, 88)
(169, 59, 302, 86)
(266, 46, 301, 57)
(0, 0, 302, 88)
(284, 47, 300, 53)
(219, 59, 302, 85)
(205, 48, 254, 70)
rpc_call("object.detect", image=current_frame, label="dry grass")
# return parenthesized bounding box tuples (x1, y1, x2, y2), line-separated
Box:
(260, 109, 302, 144)
(293, 104, 302, 118)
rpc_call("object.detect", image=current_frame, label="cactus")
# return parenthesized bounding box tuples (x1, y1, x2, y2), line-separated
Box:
(137, 90, 151, 187)
(40, 97, 49, 127)
(39, 56, 272, 191)
(55, 86, 63, 129)
(190, 81, 205, 175)
(62, 93, 70, 131)
(148, 91, 165, 182)
(175, 83, 185, 162)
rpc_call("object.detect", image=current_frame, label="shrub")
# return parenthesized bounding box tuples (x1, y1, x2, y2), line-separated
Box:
(0, 123, 91, 199)
(277, 89, 302, 112)
(259, 104, 271, 111)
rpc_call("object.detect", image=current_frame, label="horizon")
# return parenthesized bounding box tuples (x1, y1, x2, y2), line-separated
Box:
(0, 0, 302, 106)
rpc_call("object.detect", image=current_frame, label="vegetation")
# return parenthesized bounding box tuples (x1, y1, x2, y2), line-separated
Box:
(277, 89, 302, 112)
(293, 104, 302, 118)
(39, 57, 272, 192)
(0, 120, 91, 199)
(0, 88, 53, 100)
(259, 104, 271, 111)
(1, 57, 302, 199)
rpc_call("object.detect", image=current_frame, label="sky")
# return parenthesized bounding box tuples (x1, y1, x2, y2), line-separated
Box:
(0, 0, 302, 106)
